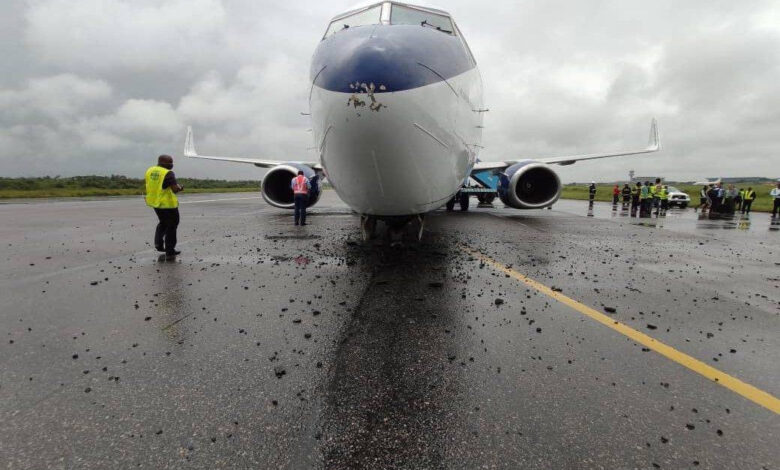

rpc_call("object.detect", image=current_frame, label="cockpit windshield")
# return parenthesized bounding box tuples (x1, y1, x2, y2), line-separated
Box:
(324, 5, 382, 38)
(391, 4, 453, 34)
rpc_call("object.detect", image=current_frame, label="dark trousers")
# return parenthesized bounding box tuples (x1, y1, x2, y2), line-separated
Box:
(640, 199, 650, 216)
(741, 200, 753, 214)
(154, 208, 179, 254)
(773, 199, 780, 217)
(294, 194, 308, 225)
(723, 197, 735, 214)
(612, 194, 619, 204)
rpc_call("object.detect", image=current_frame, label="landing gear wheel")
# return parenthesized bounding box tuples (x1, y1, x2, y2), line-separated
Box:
(387, 224, 405, 248)
(459, 192, 469, 211)
(446, 197, 456, 212)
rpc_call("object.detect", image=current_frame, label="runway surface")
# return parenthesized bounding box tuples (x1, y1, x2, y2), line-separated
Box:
(1, 192, 778, 469)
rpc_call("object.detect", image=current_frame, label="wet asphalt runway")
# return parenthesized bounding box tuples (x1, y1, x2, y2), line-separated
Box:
(1, 192, 778, 469)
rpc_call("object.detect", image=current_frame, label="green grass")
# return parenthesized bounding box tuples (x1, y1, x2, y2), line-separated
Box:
(0, 175, 261, 199)
(0, 187, 258, 199)
(560, 183, 775, 212)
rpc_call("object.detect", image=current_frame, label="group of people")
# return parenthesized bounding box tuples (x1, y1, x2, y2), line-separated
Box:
(586, 179, 780, 220)
(144, 155, 314, 260)
(696, 183, 758, 215)
(591, 179, 671, 218)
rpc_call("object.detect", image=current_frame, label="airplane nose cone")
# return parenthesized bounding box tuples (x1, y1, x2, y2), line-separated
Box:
(309, 25, 480, 216)
(311, 24, 474, 93)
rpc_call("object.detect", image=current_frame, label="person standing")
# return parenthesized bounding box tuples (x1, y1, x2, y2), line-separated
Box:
(742, 187, 756, 214)
(291, 170, 311, 225)
(710, 183, 723, 213)
(588, 182, 597, 202)
(724, 184, 737, 214)
(621, 183, 631, 206)
(145, 155, 183, 259)
(696, 185, 709, 213)
(640, 181, 651, 217)
(631, 182, 642, 216)
(659, 185, 669, 215)
(612, 184, 620, 205)
(736, 188, 744, 212)
(652, 178, 662, 214)
(771, 182, 780, 218)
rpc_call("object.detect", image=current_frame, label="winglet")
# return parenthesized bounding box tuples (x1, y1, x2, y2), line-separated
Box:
(648, 118, 661, 151)
(183, 126, 197, 158)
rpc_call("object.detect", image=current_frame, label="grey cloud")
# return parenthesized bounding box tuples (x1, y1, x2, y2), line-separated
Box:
(1, 0, 778, 181)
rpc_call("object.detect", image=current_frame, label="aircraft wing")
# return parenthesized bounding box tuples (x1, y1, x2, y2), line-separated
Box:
(183, 127, 322, 170)
(472, 118, 660, 172)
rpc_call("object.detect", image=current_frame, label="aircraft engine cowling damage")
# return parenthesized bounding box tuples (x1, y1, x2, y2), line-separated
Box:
(497, 161, 561, 209)
(261, 164, 321, 209)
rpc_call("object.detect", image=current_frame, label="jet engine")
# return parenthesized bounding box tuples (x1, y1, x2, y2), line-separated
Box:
(261, 164, 321, 209)
(497, 161, 561, 209)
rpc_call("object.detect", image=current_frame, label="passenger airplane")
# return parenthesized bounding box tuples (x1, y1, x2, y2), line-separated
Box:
(184, 1, 660, 239)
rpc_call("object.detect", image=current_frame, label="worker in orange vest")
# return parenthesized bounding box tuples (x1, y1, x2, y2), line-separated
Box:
(291, 170, 311, 226)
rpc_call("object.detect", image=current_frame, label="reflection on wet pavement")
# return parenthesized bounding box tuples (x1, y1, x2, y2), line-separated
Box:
(553, 200, 778, 235)
(1, 192, 778, 469)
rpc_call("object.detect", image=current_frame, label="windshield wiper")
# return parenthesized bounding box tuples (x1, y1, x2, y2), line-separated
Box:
(421, 20, 452, 34)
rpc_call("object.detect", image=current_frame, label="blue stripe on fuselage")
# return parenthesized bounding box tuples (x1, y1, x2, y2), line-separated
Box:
(311, 24, 475, 93)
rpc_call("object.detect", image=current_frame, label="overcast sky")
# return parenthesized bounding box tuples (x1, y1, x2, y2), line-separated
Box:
(1, 0, 778, 182)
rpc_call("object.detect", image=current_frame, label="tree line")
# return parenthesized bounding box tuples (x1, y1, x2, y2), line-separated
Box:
(0, 175, 261, 191)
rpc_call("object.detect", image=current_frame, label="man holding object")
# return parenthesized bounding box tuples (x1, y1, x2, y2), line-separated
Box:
(145, 155, 183, 259)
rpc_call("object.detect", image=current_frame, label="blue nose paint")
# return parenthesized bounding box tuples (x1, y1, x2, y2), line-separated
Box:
(311, 24, 475, 93)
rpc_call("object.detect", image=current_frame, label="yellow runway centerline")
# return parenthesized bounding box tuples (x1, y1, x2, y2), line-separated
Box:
(461, 245, 780, 415)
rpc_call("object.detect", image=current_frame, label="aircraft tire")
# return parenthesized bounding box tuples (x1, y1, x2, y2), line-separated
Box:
(459, 192, 469, 211)
(446, 197, 456, 212)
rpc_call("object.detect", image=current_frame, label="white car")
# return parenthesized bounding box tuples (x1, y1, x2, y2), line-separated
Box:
(667, 186, 690, 208)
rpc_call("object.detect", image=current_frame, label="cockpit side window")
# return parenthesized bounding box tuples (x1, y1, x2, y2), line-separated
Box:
(454, 23, 476, 65)
(324, 5, 382, 38)
(390, 4, 453, 35)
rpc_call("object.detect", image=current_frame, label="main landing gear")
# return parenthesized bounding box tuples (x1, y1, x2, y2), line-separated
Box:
(445, 192, 470, 212)
(359, 214, 426, 245)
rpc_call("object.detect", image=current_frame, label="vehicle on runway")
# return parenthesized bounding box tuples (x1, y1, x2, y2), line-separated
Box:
(666, 186, 691, 208)
(184, 2, 661, 240)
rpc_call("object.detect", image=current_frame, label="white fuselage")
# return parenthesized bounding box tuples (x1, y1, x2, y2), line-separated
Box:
(309, 25, 484, 217)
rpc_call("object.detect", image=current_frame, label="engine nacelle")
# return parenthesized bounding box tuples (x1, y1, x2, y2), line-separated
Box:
(261, 164, 321, 209)
(497, 161, 561, 209)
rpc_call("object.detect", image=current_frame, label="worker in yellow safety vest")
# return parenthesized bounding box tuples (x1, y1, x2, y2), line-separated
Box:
(145, 155, 183, 259)
(741, 187, 756, 214)
(651, 178, 662, 214)
(659, 185, 669, 215)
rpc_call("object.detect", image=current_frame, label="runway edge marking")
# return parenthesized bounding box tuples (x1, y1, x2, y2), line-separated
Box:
(460, 245, 780, 415)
